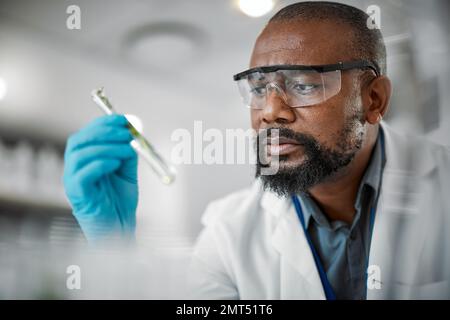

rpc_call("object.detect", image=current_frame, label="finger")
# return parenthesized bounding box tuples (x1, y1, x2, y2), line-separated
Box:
(65, 125, 133, 154)
(66, 114, 129, 151)
(75, 159, 122, 190)
(65, 143, 136, 176)
(115, 151, 138, 182)
(86, 114, 128, 129)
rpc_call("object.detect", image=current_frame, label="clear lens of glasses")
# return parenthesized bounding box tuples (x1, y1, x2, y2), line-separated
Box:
(236, 69, 342, 109)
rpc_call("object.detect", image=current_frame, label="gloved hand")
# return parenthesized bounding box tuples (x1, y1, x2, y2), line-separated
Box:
(63, 114, 138, 242)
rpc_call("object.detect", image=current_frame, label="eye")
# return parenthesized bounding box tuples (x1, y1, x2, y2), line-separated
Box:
(290, 83, 321, 95)
(250, 85, 267, 96)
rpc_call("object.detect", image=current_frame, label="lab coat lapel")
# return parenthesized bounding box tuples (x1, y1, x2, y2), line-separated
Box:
(262, 190, 325, 299)
(367, 122, 437, 299)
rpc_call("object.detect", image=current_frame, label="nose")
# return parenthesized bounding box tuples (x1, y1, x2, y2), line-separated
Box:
(261, 84, 296, 125)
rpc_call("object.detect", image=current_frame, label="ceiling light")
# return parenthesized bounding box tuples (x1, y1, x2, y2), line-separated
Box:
(238, 0, 274, 18)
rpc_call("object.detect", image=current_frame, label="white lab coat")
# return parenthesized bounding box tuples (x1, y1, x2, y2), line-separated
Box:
(188, 122, 450, 299)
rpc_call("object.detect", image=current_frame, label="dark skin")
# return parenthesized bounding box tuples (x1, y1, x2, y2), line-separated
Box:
(250, 20, 391, 224)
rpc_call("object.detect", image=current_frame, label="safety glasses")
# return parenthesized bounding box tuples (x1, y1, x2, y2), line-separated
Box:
(233, 60, 379, 109)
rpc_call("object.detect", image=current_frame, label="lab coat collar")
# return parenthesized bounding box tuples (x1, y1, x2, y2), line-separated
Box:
(381, 120, 436, 177)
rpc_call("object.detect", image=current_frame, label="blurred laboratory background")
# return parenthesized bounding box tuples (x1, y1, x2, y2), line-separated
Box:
(0, 0, 449, 298)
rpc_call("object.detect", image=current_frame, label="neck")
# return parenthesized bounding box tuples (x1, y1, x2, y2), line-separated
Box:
(308, 128, 378, 224)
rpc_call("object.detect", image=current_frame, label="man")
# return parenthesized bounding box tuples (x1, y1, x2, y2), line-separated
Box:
(63, 2, 450, 299)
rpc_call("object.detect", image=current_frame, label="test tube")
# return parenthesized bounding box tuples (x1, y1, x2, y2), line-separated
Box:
(91, 87, 176, 185)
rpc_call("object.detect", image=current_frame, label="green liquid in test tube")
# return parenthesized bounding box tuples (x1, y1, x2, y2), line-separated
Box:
(91, 87, 176, 185)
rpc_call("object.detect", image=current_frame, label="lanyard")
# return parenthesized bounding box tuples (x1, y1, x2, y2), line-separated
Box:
(291, 129, 386, 300)
(292, 195, 337, 300)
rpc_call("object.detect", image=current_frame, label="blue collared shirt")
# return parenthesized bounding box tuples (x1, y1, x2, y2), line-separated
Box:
(298, 129, 386, 299)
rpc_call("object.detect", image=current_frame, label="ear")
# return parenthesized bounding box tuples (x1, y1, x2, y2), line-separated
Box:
(362, 75, 392, 124)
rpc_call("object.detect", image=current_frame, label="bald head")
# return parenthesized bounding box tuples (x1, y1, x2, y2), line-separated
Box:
(251, 1, 386, 75)
(251, 19, 361, 68)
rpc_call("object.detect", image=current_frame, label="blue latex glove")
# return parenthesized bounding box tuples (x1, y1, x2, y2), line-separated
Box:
(63, 114, 138, 242)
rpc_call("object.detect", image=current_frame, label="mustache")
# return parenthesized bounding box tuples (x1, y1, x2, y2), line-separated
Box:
(256, 127, 319, 147)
